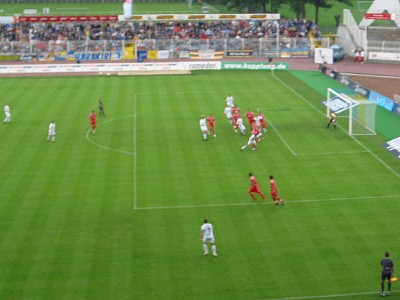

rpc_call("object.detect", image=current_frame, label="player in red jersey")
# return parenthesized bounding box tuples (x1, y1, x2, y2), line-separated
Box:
(88, 110, 97, 133)
(241, 127, 261, 151)
(232, 105, 240, 115)
(245, 109, 255, 127)
(232, 111, 240, 132)
(207, 114, 216, 137)
(269, 175, 285, 206)
(248, 173, 266, 201)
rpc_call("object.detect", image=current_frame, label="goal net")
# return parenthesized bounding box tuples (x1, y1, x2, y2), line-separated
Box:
(326, 88, 377, 136)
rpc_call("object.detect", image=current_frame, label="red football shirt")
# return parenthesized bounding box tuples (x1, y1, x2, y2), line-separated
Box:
(258, 113, 266, 127)
(245, 111, 255, 124)
(89, 113, 97, 124)
(270, 179, 278, 195)
(250, 176, 259, 186)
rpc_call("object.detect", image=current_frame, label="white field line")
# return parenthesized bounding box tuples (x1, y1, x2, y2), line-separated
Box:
(134, 194, 400, 210)
(294, 150, 369, 156)
(256, 290, 398, 300)
(135, 89, 276, 96)
(133, 94, 137, 210)
(271, 73, 400, 178)
(265, 116, 297, 155)
(85, 115, 134, 155)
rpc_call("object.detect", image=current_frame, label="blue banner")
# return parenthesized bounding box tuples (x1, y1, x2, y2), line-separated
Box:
(368, 90, 395, 112)
(393, 103, 400, 116)
(55, 51, 122, 61)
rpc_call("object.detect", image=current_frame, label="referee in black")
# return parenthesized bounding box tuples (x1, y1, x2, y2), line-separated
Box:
(381, 251, 394, 296)
(98, 97, 106, 118)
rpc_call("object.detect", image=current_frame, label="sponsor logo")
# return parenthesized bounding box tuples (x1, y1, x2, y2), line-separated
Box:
(322, 96, 358, 114)
(340, 77, 351, 86)
(226, 50, 253, 57)
(222, 62, 289, 71)
(369, 90, 395, 112)
(354, 84, 369, 97)
(382, 137, 400, 158)
(188, 15, 206, 19)
(156, 15, 174, 20)
(394, 103, 400, 115)
(249, 15, 266, 19)
(219, 15, 237, 19)
(187, 62, 219, 70)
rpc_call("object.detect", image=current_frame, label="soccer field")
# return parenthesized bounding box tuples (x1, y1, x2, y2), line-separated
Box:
(0, 70, 399, 299)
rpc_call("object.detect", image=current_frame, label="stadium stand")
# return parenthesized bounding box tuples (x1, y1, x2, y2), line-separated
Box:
(0, 18, 322, 42)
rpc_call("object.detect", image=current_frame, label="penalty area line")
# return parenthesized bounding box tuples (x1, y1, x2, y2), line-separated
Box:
(133, 194, 400, 210)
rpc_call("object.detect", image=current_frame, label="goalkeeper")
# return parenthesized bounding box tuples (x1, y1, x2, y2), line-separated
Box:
(326, 112, 337, 130)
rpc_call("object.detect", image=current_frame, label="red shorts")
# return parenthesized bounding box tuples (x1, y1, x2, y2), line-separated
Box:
(91, 123, 96, 129)
(249, 185, 261, 194)
(271, 192, 279, 199)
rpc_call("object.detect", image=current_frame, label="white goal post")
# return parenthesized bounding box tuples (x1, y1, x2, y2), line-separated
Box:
(326, 88, 377, 136)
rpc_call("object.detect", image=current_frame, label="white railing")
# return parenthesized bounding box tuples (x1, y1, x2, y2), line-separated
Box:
(343, 9, 367, 50)
(368, 40, 400, 53)
(0, 37, 317, 59)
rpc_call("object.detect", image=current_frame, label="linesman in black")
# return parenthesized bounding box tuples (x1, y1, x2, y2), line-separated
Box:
(380, 251, 394, 296)
(99, 97, 106, 117)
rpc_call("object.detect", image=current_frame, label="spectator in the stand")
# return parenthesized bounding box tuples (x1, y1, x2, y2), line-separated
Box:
(0, 18, 322, 42)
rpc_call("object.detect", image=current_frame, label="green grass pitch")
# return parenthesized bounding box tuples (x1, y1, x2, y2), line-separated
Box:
(0, 70, 399, 300)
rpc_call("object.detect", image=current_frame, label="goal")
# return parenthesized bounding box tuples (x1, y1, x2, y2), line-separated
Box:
(326, 88, 377, 136)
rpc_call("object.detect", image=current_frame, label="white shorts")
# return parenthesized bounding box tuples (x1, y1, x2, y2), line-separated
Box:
(202, 235, 215, 243)
(225, 114, 232, 119)
(48, 130, 55, 136)
(5, 112, 11, 118)
(200, 125, 208, 132)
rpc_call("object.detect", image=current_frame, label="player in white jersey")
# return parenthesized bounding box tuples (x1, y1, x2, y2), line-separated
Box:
(200, 219, 218, 256)
(199, 115, 209, 141)
(47, 121, 56, 142)
(4, 104, 11, 123)
(241, 128, 262, 151)
(224, 106, 233, 125)
(226, 94, 234, 108)
(237, 116, 246, 135)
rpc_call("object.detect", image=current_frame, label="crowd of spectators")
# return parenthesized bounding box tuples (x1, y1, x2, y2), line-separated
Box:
(0, 18, 321, 42)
